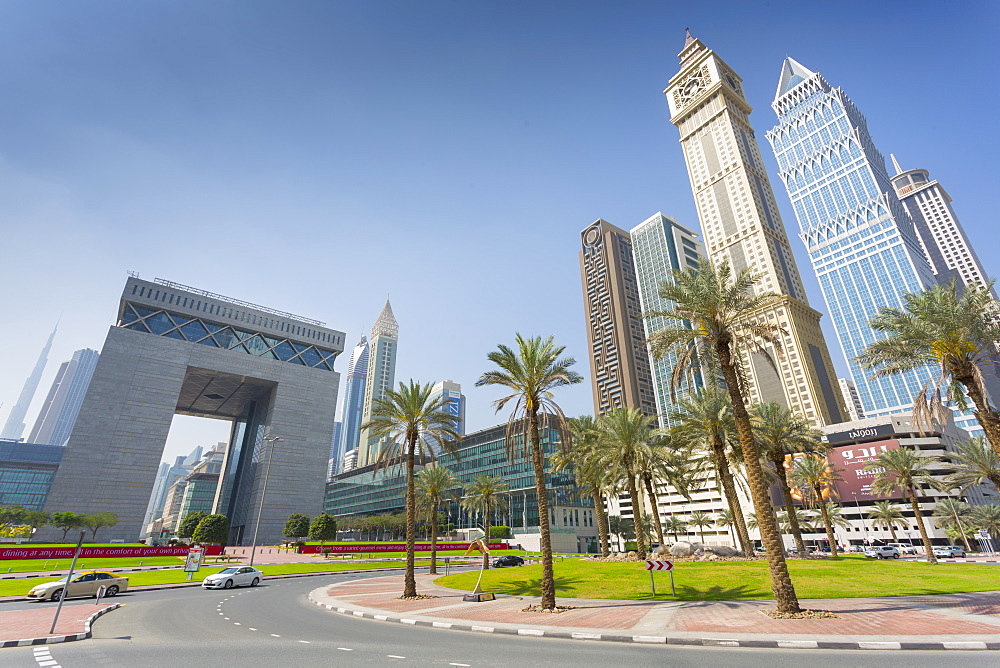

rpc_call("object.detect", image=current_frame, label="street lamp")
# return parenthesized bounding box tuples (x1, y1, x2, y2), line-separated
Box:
(248, 435, 281, 567)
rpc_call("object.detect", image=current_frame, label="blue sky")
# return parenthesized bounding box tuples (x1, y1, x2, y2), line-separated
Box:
(1, 1, 998, 463)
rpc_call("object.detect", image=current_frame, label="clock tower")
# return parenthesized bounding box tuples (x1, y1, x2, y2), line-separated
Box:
(664, 31, 846, 426)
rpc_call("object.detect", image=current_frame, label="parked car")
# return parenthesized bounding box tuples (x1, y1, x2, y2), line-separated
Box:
(202, 566, 264, 589)
(864, 546, 900, 559)
(887, 543, 918, 555)
(932, 545, 966, 558)
(27, 571, 129, 602)
(491, 555, 525, 568)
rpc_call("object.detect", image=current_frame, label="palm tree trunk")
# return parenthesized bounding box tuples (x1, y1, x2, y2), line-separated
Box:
(482, 501, 492, 570)
(712, 436, 754, 557)
(403, 438, 417, 598)
(592, 488, 610, 557)
(625, 465, 647, 559)
(528, 409, 557, 610)
(960, 375, 1000, 459)
(910, 488, 936, 563)
(888, 525, 898, 543)
(716, 339, 801, 613)
(815, 489, 837, 557)
(429, 503, 439, 575)
(773, 456, 806, 555)
(642, 473, 665, 547)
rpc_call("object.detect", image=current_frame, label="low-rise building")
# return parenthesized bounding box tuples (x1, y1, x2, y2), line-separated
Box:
(0, 440, 63, 511)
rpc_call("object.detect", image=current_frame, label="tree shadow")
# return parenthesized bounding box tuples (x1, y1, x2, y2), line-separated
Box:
(493, 575, 585, 597)
(662, 584, 762, 603)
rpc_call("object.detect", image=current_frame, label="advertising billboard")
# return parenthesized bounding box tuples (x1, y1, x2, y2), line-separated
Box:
(829, 439, 900, 501)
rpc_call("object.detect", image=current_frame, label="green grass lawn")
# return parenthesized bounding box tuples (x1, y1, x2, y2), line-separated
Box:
(0, 560, 432, 598)
(434, 557, 1000, 601)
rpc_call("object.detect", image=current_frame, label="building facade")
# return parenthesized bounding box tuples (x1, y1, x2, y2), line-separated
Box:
(325, 422, 599, 552)
(629, 212, 705, 427)
(432, 379, 466, 438)
(1, 326, 57, 441)
(766, 58, 953, 423)
(332, 334, 369, 475)
(579, 219, 657, 418)
(41, 276, 344, 543)
(665, 34, 844, 426)
(357, 302, 399, 468)
(0, 440, 63, 510)
(838, 378, 865, 422)
(27, 348, 100, 446)
(890, 155, 993, 295)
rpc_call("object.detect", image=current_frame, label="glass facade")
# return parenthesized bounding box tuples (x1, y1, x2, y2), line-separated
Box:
(767, 60, 938, 418)
(324, 423, 588, 529)
(0, 441, 63, 510)
(118, 303, 339, 371)
(630, 213, 705, 428)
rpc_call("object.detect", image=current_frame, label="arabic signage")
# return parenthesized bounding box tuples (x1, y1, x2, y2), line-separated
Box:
(829, 439, 901, 501)
(825, 423, 896, 445)
(0, 545, 224, 560)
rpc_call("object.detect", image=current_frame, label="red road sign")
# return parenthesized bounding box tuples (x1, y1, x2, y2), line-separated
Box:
(644, 560, 674, 571)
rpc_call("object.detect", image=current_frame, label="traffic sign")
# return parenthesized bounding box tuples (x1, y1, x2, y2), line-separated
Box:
(978, 530, 992, 539)
(644, 560, 674, 571)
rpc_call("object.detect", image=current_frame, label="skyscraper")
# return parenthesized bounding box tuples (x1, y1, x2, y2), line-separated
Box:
(580, 219, 657, 418)
(27, 348, 100, 446)
(332, 334, 370, 474)
(629, 212, 705, 427)
(665, 33, 844, 425)
(1, 325, 57, 440)
(889, 155, 994, 295)
(767, 58, 940, 420)
(432, 379, 465, 438)
(838, 378, 865, 423)
(356, 301, 398, 468)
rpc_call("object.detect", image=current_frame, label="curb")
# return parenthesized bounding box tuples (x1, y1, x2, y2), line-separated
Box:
(306, 589, 1000, 652)
(0, 603, 121, 648)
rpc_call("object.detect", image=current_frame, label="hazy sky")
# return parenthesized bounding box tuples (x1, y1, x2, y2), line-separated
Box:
(1, 1, 998, 464)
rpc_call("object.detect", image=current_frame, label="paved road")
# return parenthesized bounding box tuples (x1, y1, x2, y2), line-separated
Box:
(2, 573, 996, 666)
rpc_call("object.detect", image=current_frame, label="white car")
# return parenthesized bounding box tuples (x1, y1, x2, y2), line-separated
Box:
(864, 546, 900, 559)
(202, 566, 263, 589)
(933, 545, 966, 558)
(887, 543, 918, 555)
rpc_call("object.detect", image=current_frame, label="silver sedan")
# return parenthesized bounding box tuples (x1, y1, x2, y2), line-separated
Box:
(202, 566, 263, 589)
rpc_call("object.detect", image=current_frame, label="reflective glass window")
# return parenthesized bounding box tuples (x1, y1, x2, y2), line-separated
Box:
(145, 312, 175, 335)
(121, 304, 141, 325)
(125, 321, 151, 333)
(180, 320, 210, 342)
(234, 329, 254, 343)
(214, 328, 238, 349)
(257, 349, 278, 360)
(272, 341, 297, 361)
(162, 329, 185, 340)
(132, 305, 158, 319)
(298, 348, 322, 367)
(203, 322, 224, 334)
(244, 335, 270, 356)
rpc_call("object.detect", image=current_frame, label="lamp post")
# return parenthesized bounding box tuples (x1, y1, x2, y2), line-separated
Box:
(852, 492, 868, 546)
(248, 436, 281, 567)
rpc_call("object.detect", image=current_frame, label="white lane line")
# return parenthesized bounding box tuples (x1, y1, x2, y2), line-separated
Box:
(337, 647, 353, 651)
(249, 628, 257, 631)
(450, 664, 470, 667)
(298, 640, 311, 644)
(224, 617, 230, 620)
(233, 622, 241, 626)
(387, 656, 405, 660)
(271, 634, 281, 638)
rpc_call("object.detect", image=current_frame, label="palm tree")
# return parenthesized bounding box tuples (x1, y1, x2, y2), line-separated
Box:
(636, 433, 685, 549)
(868, 501, 909, 544)
(415, 465, 461, 574)
(776, 508, 815, 535)
(790, 454, 844, 556)
(687, 510, 714, 543)
(945, 437, 1000, 495)
(477, 334, 582, 610)
(361, 380, 460, 598)
(553, 416, 614, 557)
(972, 504, 1000, 535)
(714, 509, 737, 546)
(664, 515, 688, 541)
(863, 447, 942, 563)
(751, 402, 824, 556)
(670, 388, 753, 557)
(462, 474, 510, 569)
(856, 279, 1000, 456)
(607, 515, 629, 551)
(932, 498, 974, 551)
(595, 408, 657, 559)
(647, 260, 801, 611)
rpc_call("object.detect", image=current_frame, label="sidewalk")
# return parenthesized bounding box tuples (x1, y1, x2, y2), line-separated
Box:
(308, 572, 1000, 651)
(0, 602, 119, 647)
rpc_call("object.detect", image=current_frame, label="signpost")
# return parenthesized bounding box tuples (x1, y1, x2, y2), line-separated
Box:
(184, 546, 206, 581)
(643, 560, 675, 596)
(976, 529, 994, 557)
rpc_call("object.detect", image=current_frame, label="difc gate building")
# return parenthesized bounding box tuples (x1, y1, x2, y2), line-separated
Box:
(42, 276, 345, 544)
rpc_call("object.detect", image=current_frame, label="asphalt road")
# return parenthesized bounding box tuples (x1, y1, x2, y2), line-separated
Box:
(2, 572, 997, 667)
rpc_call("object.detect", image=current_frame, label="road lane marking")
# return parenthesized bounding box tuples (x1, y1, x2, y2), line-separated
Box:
(337, 648, 353, 651)
(298, 640, 311, 644)
(249, 628, 257, 631)
(450, 664, 470, 667)
(271, 634, 281, 638)
(387, 655, 405, 659)
(233, 622, 241, 626)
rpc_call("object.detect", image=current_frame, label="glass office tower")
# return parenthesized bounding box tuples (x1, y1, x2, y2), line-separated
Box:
(767, 58, 938, 418)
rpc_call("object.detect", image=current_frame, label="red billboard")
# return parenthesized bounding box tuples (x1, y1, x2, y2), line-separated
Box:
(298, 542, 509, 554)
(0, 545, 224, 560)
(829, 439, 900, 501)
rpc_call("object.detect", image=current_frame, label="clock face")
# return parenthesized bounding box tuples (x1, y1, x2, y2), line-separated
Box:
(672, 65, 711, 110)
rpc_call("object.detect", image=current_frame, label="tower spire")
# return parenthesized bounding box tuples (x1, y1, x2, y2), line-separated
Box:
(890, 153, 904, 176)
(683, 27, 695, 47)
(1, 323, 57, 440)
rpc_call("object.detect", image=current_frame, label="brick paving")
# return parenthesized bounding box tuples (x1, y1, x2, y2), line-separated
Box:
(0, 602, 115, 643)
(309, 572, 1000, 642)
